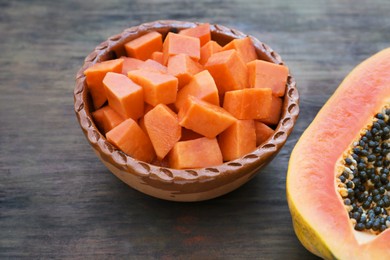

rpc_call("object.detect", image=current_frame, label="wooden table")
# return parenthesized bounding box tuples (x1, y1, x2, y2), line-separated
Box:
(2, 0, 389, 258)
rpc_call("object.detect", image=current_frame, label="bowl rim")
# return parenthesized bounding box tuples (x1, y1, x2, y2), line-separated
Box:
(74, 20, 299, 184)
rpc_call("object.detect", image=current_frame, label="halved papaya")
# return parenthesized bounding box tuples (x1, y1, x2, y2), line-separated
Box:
(287, 48, 390, 259)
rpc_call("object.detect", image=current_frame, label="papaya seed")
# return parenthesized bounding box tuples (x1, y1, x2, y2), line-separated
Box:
(344, 198, 351, 205)
(352, 211, 361, 221)
(366, 220, 373, 229)
(377, 113, 385, 120)
(355, 223, 365, 231)
(345, 158, 353, 165)
(380, 225, 387, 232)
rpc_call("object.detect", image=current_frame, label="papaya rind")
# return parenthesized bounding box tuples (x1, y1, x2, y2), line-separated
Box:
(287, 191, 335, 259)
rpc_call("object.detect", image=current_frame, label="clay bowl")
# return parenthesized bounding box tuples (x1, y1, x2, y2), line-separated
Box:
(74, 20, 299, 202)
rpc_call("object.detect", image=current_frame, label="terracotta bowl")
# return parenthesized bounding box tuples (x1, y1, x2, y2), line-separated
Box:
(74, 20, 299, 202)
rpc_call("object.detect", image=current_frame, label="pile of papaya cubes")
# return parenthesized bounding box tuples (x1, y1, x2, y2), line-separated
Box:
(84, 23, 289, 169)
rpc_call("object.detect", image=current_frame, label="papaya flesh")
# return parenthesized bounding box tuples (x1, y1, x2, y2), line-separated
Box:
(287, 48, 390, 259)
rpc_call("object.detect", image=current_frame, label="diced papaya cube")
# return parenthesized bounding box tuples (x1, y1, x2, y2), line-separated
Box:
(120, 57, 144, 75)
(199, 40, 222, 65)
(218, 120, 256, 161)
(92, 105, 124, 135)
(260, 95, 283, 125)
(169, 137, 223, 169)
(106, 118, 155, 163)
(127, 70, 178, 106)
(103, 72, 144, 120)
(222, 37, 257, 63)
(124, 31, 163, 61)
(223, 88, 272, 120)
(151, 51, 164, 64)
(144, 104, 181, 160)
(204, 50, 247, 94)
(84, 59, 123, 109)
(138, 103, 177, 137)
(179, 23, 211, 46)
(175, 70, 219, 110)
(167, 54, 203, 89)
(180, 127, 204, 141)
(162, 32, 200, 65)
(178, 96, 236, 138)
(139, 59, 168, 74)
(247, 60, 289, 97)
(255, 121, 275, 146)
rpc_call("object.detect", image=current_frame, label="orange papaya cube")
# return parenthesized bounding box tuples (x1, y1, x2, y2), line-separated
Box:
(138, 103, 175, 135)
(167, 54, 203, 89)
(138, 59, 168, 74)
(138, 104, 158, 134)
(255, 121, 275, 146)
(247, 60, 289, 97)
(92, 105, 125, 135)
(124, 31, 163, 61)
(179, 23, 211, 46)
(106, 118, 155, 163)
(222, 37, 257, 63)
(204, 50, 247, 94)
(144, 104, 181, 160)
(260, 95, 283, 125)
(127, 70, 178, 106)
(103, 72, 144, 120)
(178, 96, 236, 138)
(169, 137, 223, 169)
(199, 40, 222, 65)
(84, 59, 123, 109)
(218, 120, 256, 161)
(151, 51, 164, 64)
(162, 32, 200, 65)
(180, 127, 204, 141)
(223, 88, 272, 120)
(175, 70, 219, 110)
(120, 57, 144, 75)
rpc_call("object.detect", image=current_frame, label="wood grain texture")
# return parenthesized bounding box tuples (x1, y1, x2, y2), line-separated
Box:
(1, 0, 390, 258)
